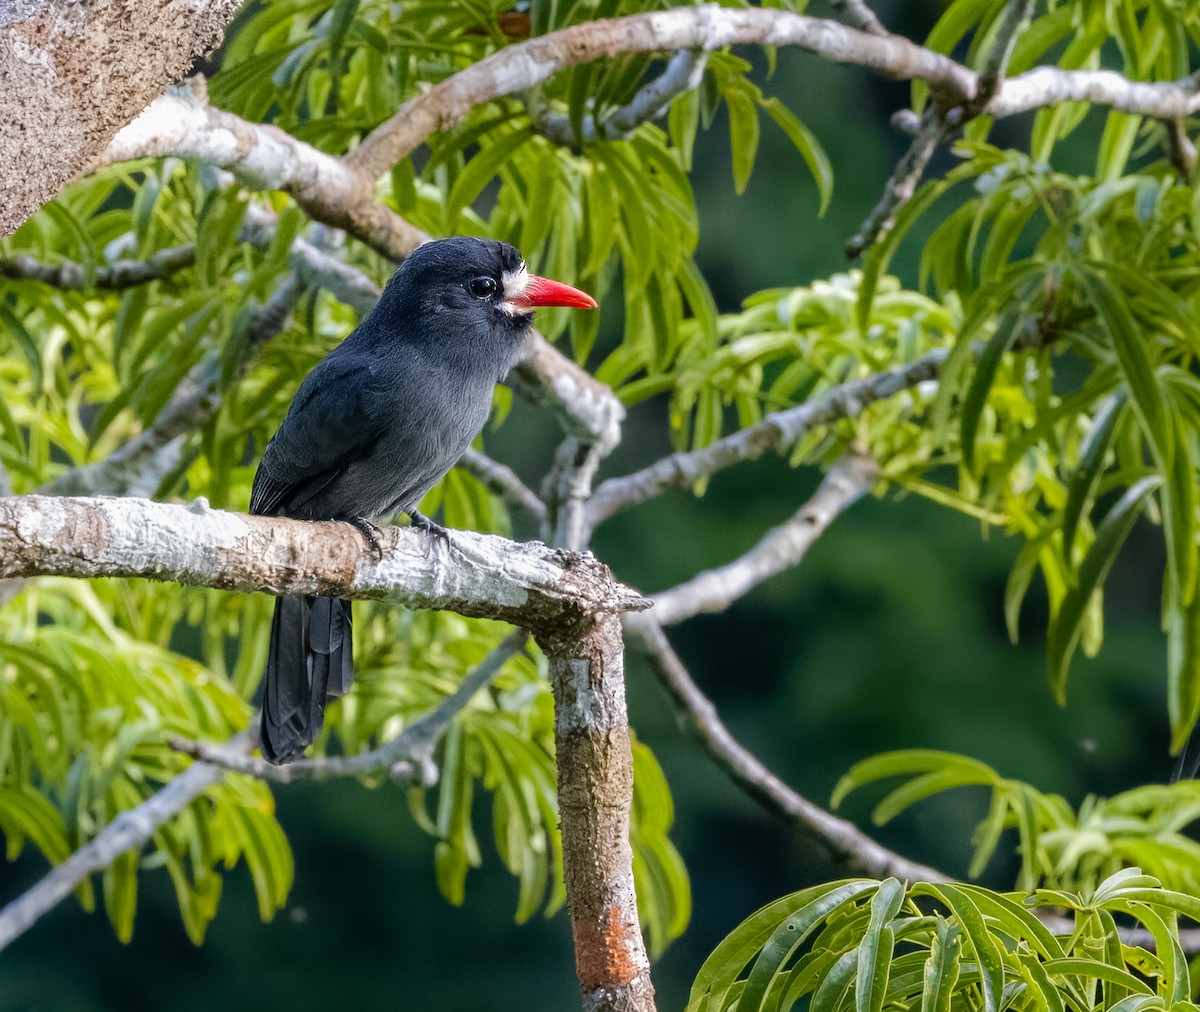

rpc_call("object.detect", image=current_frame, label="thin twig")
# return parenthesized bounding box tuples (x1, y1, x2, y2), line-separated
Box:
(846, 109, 946, 258)
(171, 630, 528, 781)
(458, 448, 547, 523)
(0, 734, 251, 953)
(650, 456, 874, 626)
(975, 0, 1035, 108)
(0, 245, 196, 290)
(537, 49, 707, 145)
(626, 616, 947, 882)
(587, 346, 949, 527)
(828, 0, 887, 37)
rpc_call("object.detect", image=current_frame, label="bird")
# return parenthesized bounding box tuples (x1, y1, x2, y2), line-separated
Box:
(249, 236, 596, 764)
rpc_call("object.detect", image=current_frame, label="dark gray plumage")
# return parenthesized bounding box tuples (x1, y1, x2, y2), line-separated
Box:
(250, 237, 595, 764)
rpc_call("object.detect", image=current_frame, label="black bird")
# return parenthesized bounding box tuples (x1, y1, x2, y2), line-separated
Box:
(250, 237, 596, 764)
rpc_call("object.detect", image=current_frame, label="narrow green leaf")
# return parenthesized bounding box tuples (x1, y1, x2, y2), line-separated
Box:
(1062, 393, 1126, 561)
(920, 919, 962, 1012)
(447, 127, 533, 226)
(759, 97, 833, 215)
(855, 879, 904, 1012)
(1047, 476, 1161, 701)
(1079, 270, 1169, 469)
(724, 82, 760, 195)
(961, 308, 1022, 473)
(737, 881, 878, 1012)
(925, 884, 1003, 1012)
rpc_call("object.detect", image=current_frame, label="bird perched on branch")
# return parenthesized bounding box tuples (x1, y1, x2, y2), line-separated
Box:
(250, 237, 596, 764)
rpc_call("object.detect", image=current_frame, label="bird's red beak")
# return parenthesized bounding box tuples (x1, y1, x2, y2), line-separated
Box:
(510, 275, 598, 310)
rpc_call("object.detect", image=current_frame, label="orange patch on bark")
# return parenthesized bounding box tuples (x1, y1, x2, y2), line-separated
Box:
(573, 904, 640, 988)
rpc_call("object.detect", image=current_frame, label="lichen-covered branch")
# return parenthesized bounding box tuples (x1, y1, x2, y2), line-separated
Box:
(347, 5, 976, 179)
(94, 84, 429, 261)
(650, 456, 874, 626)
(0, 496, 645, 630)
(587, 347, 948, 526)
(0, 0, 242, 236)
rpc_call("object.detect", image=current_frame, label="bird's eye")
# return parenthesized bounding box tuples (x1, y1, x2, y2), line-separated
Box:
(468, 276, 498, 299)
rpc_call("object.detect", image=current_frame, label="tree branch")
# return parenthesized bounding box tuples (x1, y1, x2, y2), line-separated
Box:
(587, 347, 948, 527)
(828, 0, 888, 37)
(0, 0, 242, 236)
(0, 496, 646, 631)
(93, 83, 430, 262)
(172, 630, 528, 783)
(846, 109, 946, 258)
(0, 734, 250, 953)
(649, 456, 874, 626)
(347, 5, 977, 179)
(543, 612, 655, 1011)
(0, 245, 196, 290)
(625, 616, 947, 882)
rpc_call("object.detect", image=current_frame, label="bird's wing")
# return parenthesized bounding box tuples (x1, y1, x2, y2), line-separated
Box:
(250, 352, 387, 518)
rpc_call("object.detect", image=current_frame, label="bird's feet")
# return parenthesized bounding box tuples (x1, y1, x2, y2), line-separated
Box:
(348, 517, 385, 560)
(409, 510, 454, 552)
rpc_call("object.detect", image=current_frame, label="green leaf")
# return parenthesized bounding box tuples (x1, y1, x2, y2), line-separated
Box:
(447, 127, 534, 227)
(1047, 476, 1161, 701)
(960, 308, 1022, 473)
(759, 97, 833, 215)
(1079, 269, 1169, 469)
(920, 884, 1003, 1012)
(856, 879, 904, 1012)
(920, 919, 962, 1012)
(724, 81, 760, 195)
(1061, 393, 1126, 562)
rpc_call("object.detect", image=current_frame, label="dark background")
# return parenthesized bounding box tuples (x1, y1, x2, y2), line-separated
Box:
(0, 2, 1174, 1009)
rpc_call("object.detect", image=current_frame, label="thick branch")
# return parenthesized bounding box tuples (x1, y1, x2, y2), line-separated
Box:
(94, 84, 429, 261)
(173, 630, 528, 783)
(625, 617, 945, 882)
(347, 5, 977, 179)
(650, 456, 874, 626)
(0, 496, 645, 634)
(0, 738, 245, 953)
(0, 0, 242, 236)
(588, 347, 947, 526)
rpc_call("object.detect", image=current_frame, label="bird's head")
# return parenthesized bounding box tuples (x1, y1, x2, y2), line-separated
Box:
(379, 237, 596, 354)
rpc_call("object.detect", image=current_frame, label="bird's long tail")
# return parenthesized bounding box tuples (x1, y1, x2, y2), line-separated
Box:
(260, 595, 353, 765)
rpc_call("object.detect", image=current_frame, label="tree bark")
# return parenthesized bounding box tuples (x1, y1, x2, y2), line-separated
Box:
(543, 614, 656, 1012)
(0, 0, 243, 236)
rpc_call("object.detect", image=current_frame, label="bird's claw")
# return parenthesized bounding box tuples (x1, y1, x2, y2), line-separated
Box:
(409, 510, 454, 553)
(348, 517, 385, 560)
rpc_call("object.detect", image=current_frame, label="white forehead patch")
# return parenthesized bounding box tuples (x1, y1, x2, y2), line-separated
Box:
(499, 263, 530, 316)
